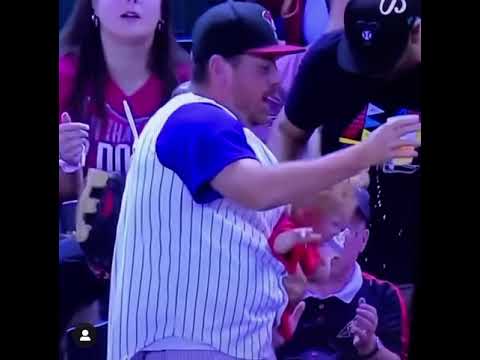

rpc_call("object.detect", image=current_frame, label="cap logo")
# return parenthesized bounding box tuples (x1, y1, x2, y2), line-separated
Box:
(379, 0, 407, 15)
(356, 21, 379, 45)
(262, 10, 279, 40)
(362, 30, 373, 41)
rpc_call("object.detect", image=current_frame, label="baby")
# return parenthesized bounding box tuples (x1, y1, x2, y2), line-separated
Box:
(270, 173, 369, 341)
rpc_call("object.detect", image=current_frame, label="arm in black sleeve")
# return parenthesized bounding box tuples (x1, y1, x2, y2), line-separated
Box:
(284, 32, 343, 134)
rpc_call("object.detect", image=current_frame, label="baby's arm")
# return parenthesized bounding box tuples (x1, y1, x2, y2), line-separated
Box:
(269, 213, 323, 272)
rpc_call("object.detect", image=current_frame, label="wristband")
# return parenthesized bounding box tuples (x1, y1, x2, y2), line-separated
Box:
(59, 144, 86, 173)
(59, 159, 82, 173)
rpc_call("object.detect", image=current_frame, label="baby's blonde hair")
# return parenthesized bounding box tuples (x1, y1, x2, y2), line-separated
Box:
(291, 171, 370, 223)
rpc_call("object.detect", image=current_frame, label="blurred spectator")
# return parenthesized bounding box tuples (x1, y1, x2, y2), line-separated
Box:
(304, 0, 350, 43)
(257, 0, 349, 45)
(303, 0, 330, 44)
(58, 0, 191, 345)
(277, 188, 409, 360)
(268, 0, 421, 285)
(257, 0, 305, 44)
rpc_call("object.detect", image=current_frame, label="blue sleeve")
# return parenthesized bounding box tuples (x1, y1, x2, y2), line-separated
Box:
(156, 102, 258, 204)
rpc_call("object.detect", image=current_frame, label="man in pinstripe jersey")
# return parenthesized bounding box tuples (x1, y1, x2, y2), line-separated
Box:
(108, 2, 420, 360)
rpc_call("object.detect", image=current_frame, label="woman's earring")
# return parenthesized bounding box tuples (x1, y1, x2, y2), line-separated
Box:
(91, 14, 99, 28)
(157, 19, 165, 32)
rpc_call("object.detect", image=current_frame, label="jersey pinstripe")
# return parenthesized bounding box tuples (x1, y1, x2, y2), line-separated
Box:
(107, 93, 288, 360)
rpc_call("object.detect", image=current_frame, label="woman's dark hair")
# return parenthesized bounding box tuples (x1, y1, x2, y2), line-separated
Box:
(60, 0, 190, 123)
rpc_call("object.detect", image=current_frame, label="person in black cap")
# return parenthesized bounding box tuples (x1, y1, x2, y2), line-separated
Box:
(277, 186, 410, 360)
(268, 0, 421, 286)
(107, 2, 419, 359)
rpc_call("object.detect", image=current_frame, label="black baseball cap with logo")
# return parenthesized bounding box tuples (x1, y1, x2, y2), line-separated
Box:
(191, 1, 305, 65)
(338, 0, 420, 76)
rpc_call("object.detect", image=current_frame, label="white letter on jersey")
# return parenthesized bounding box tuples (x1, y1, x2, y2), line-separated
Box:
(97, 142, 114, 173)
(115, 144, 131, 174)
(379, 0, 407, 15)
(97, 143, 132, 173)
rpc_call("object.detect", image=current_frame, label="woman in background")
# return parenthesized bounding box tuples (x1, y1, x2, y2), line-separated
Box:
(59, 0, 190, 199)
(58, 0, 191, 349)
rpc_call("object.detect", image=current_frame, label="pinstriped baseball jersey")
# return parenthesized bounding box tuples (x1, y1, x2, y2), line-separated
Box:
(108, 93, 288, 360)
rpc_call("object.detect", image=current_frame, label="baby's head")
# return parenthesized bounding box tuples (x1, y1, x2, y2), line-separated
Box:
(291, 179, 360, 241)
(292, 172, 370, 282)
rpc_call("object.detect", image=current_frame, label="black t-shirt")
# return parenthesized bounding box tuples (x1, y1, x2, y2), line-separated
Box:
(284, 31, 421, 284)
(276, 274, 408, 360)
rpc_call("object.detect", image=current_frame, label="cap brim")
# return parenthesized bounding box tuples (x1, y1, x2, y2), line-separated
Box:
(246, 44, 305, 59)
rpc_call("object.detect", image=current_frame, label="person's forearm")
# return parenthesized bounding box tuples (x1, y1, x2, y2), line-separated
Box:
(59, 168, 83, 201)
(256, 143, 370, 209)
(268, 130, 307, 161)
(267, 109, 312, 162)
(218, 114, 418, 210)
